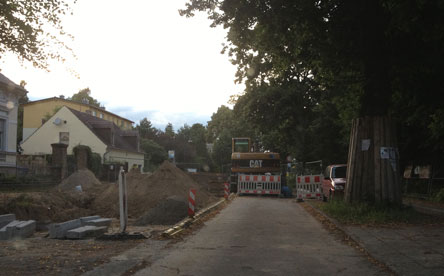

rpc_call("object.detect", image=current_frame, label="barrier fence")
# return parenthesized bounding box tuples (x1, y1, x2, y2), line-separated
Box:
(296, 174, 323, 200)
(237, 174, 281, 195)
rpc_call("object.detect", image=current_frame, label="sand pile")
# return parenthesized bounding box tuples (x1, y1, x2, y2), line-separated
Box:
(58, 169, 102, 192)
(0, 191, 95, 223)
(189, 172, 228, 197)
(92, 161, 216, 224)
(134, 195, 188, 226)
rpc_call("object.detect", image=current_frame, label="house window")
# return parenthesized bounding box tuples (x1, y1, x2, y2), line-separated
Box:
(59, 132, 69, 144)
(100, 113, 104, 119)
(0, 118, 5, 151)
(92, 110, 97, 116)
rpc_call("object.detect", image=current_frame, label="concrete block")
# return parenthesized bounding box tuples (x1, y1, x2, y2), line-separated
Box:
(49, 219, 82, 239)
(0, 220, 22, 240)
(0, 214, 16, 228)
(80, 216, 101, 225)
(84, 218, 112, 228)
(66, 225, 107, 239)
(15, 220, 36, 239)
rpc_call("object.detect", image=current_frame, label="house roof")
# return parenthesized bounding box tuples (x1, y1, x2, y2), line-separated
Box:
(68, 107, 142, 154)
(0, 73, 27, 95)
(23, 96, 134, 123)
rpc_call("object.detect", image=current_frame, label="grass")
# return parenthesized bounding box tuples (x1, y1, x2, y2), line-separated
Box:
(317, 199, 434, 225)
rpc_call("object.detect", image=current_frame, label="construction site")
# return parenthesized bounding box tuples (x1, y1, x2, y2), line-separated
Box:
(0, 161, 227, 275)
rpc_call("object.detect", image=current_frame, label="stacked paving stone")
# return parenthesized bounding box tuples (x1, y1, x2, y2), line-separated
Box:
(49, 215, 112, 239)
(0, 214, 36, 241)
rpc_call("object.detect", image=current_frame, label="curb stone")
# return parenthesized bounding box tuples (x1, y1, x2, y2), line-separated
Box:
(162, 195, 233, 238)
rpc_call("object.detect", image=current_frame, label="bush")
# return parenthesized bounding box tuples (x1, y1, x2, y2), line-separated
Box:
(433, 188, 444, 203)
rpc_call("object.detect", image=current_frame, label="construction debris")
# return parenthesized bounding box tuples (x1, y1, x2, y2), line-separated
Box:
(0, 214, 36, 240)
(0, 161, 221, 234)
(49, 215, 111, 240)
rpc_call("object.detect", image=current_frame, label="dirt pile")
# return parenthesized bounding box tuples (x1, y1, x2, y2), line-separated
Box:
(0, 191, 95, 223)
(134, 195, 188, 226)
(92, 161, 216, 224)
(58, 169, 102, 192)
(189, 172, 228, 197)
(1, 163, 218, 226)
(1, 169, 106, 223)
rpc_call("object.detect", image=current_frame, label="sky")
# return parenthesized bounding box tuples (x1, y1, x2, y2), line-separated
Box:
(0, 0, 243, 130)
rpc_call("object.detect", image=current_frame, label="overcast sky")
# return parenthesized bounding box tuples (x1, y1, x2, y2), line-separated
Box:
(0, 0, 243, 130)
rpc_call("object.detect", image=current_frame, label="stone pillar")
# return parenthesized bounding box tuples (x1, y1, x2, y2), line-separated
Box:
(75, 146, 88, 170)
(51, 143, 68, 181)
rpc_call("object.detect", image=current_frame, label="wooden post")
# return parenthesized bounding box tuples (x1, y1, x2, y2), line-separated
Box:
(345, 116, 401, 204)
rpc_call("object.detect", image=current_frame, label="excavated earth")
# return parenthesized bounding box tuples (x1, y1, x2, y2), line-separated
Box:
(0, 162, 219, 225)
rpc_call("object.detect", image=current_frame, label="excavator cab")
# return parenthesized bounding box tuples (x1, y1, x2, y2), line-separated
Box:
(232, 138, 252, 153)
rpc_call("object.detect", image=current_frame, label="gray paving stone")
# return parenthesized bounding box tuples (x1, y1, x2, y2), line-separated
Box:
(15, 220, 36, 239)
(66, 225, 107, 239)
(49, 219, 82, 239)
(84, 218, 112, 228)
(0, 220, 22, 240)
(80, 216, 101, 225)
(0, 214, 16, 228)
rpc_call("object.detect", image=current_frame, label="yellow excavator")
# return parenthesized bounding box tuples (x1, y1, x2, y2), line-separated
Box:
(230, 138, 281, 194)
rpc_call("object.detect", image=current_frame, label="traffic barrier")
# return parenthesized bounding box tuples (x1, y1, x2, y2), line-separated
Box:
(224, 182, 229, 199)
(188, 189, 196, 217)
(296, 175, 322, 200)
(238, 174, 281, 195)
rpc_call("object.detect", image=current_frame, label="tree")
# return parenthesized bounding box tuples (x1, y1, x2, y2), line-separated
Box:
(140, 138, 167, 171)
(69, 88, 101, 108)
(181, 0, 444, 204)
(164, 123, 175, 137)
(0, 0, 75, 69)
(136, 118, 159, 140)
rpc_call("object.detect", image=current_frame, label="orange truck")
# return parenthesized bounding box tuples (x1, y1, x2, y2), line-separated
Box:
(230, 138, 281, 195)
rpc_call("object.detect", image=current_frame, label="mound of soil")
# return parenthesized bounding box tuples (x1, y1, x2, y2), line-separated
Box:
(134, 195, 188, 226)
(58, 169, 102, 192)
(92, 161, 216, 223)
(0, 190, 96, 223)
(189, 172, 228, 197)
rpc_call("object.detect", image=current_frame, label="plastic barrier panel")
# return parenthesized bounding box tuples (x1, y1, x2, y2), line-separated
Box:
(296, 175, 322, 199)
(238, 174, 281, 195)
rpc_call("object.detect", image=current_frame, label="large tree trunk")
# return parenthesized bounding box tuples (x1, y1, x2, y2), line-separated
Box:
(344, 116, 401, 204)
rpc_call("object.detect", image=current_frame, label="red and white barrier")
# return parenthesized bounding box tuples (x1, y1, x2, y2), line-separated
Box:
(188, 189, 196, 217)
(296, 175, 322, 200)
(237, 174, 281, 195)
(224, 182, 229, 199)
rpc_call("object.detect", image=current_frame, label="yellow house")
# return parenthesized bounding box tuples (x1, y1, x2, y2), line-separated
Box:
(21, 106, 144, 171)
(0, 73, 27, 175)
(22, 96, 134, 141)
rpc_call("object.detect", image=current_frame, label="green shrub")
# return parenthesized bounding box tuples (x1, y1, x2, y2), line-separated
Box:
(433, 188, 444, 203)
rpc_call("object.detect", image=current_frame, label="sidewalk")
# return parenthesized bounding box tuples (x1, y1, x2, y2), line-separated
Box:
(314, 200, 444, 276)
(345, 224, 444, 275)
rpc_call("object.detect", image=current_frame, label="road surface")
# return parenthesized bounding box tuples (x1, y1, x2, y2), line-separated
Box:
(129, 197, 386, 275)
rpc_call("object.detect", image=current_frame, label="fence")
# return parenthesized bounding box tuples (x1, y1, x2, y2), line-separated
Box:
(403, 165, 444, 199)
(289, 160, 323, 200)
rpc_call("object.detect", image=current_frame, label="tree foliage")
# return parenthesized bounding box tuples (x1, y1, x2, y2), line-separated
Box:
(140, 138, 167, 171)
(69, 88, 101, 108)
(181, 0, 444, 168)
(0, 0, 75, 69)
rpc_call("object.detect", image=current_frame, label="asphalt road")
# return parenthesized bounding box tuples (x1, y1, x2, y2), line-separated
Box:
(131, 197, 386, 275)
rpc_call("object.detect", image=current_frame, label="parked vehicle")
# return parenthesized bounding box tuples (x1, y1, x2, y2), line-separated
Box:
(322, 164, 347, 201)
